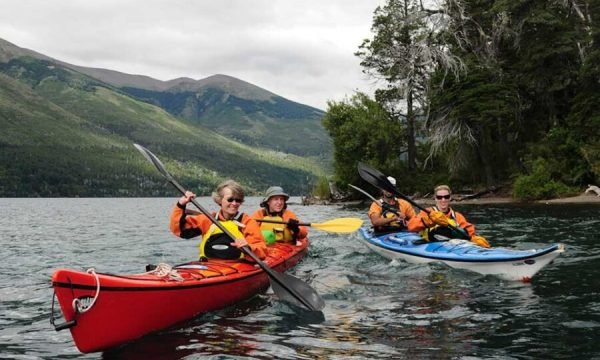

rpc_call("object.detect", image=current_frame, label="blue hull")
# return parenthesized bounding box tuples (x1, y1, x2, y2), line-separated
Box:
(358, 227, 564, 281)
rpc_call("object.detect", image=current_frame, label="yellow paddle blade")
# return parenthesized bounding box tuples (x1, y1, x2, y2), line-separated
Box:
(311, 217, 364, 233)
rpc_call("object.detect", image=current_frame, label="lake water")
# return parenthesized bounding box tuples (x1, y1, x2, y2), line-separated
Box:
(1, 197, 599, 359)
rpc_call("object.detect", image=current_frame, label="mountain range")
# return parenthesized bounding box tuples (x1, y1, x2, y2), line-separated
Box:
(0, 38, 331, 196)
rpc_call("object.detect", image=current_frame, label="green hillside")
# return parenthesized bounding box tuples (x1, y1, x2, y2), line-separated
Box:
(0, 55, 325, 197)
(121, 84, 330, 158)
(65, 66, 332, 161)
(56, 52, 331, 161)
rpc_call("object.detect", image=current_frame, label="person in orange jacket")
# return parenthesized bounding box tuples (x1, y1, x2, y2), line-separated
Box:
(252, 186, 307, 245)
(407, 184, 491, 247)
(170, 179, 267, 261)
(368, 176, 417, 233)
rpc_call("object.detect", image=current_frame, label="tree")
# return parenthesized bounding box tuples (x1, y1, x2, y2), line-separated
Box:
(560, 0, 600, 183)
(428, 58, 520, 185)
(356, 0, 463, 170)
(326, 0, 599, 195)
(427, 0, 588, 187)
(321, 93, 405, 187)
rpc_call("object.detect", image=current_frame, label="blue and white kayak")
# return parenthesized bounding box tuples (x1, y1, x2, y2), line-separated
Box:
(358, 227, 565, 281)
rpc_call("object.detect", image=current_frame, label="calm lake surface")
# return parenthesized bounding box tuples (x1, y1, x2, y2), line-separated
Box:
(1, 197, 599, 359)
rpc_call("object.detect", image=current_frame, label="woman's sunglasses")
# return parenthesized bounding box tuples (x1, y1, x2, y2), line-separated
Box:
(226, 197, 244, 204)
(435, 194, 451, 200)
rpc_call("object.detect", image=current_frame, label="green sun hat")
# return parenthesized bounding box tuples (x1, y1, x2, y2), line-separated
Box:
(260, 186, 289, 207)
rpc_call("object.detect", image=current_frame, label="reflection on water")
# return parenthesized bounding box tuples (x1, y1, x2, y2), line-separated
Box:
(0, 198, 599, 359)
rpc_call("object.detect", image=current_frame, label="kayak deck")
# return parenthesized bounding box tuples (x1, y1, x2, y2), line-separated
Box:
(367, 229, 562, 262)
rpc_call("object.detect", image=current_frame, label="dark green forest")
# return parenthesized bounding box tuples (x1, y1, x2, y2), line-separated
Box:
(323, 0, 599, 200)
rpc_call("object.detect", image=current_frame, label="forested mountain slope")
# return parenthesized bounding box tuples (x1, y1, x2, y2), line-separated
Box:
(0, 38, 326, 196)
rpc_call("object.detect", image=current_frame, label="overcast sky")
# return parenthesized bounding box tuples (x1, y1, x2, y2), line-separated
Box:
(1, 0, 387, 110)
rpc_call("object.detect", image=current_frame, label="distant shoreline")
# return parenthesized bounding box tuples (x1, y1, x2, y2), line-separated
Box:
(409, 193, 600, 205)
(300, 193, 600, 206)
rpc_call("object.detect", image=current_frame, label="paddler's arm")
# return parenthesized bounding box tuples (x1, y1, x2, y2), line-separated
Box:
(453, 211, 476, 238)
(240, 215, 267, 260)
(406, 209, 428, 232)
(400, 200, 417, 220)
(250, 209, 265, 225)
(368, 202, 401, 227)
(453, 211, 490, 247)
(169, 191, 202, 239)
(284, 210, 308, 239)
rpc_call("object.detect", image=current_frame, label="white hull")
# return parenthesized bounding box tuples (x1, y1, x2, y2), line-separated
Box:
(364, 241, 565, 282)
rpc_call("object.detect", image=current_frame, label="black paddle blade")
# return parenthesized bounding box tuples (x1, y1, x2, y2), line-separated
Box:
(357, 162, 400, 197)
(357, 162, 426, 212)
(241, 246, 325, 312)
(134, 144, 172, 180)
(269, 271, 325, 311)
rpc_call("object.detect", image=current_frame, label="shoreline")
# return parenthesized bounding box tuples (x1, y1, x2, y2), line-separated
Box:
(408, 193, 600, 205)
(303, 193, 600, 206)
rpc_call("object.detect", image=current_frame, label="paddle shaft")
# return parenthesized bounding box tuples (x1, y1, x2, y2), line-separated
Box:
(256, 219, 311, 226)
(187, 209, 307, 221)
(189, 210, 361, 233)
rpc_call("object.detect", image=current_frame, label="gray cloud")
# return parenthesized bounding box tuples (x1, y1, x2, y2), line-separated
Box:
(1, 0, 384, 109)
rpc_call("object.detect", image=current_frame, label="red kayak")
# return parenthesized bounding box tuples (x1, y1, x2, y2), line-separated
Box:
(51, 240, 309, 353)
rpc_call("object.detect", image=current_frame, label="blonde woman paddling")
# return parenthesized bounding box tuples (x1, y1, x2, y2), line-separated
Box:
(407, 185, 490, 248)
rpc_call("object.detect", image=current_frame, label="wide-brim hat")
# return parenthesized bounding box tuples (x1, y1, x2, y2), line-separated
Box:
(260, 186, 289, 207)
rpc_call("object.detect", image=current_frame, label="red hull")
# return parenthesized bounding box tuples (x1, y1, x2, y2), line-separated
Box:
(51, 240, 309, 353)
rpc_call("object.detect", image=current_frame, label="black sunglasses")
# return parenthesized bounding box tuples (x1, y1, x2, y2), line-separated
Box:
(435, 194, 451, 200)
(226, 197, 244, 203)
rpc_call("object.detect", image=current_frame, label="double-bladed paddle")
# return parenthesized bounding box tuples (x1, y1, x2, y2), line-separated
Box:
(256, 217, 363, 233)
(356, 162, 469, 239)
(186, 211, 363, 234)
(134, 143, 324, 311)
